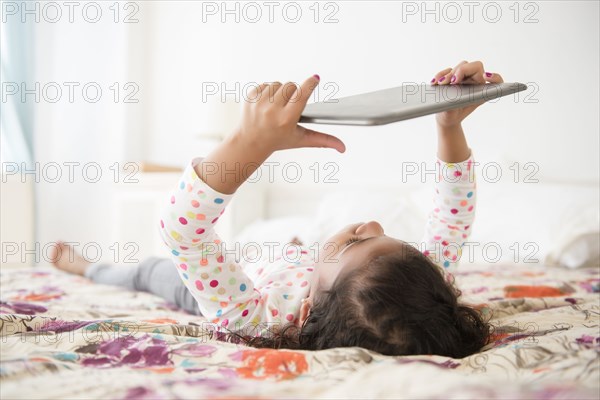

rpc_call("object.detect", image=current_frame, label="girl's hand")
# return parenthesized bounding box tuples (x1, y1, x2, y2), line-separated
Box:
(196, 75, 345, 195)
(430, 60, 504, 128)
(237, 75, 346, 154)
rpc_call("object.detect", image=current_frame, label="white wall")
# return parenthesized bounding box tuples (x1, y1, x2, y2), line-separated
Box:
(28, 1, 599, 264)
(32, 7, 130, 262)
(141, 1, 599, 185)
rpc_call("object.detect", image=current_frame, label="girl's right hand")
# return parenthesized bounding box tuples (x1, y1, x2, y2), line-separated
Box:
(196, 75, 345, 194)
(235, 75, 346, 154)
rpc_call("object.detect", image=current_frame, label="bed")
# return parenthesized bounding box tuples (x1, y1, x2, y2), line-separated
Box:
(1, 261, 598, 399)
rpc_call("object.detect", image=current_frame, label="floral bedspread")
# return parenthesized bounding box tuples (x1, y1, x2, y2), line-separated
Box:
(1, 263, 598, 399)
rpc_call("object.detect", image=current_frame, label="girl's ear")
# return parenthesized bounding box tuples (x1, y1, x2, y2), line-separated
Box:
(298, 298, 312, 327)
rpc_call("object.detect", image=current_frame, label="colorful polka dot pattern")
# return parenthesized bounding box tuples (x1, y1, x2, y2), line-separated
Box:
(422, 155, 477, 281)
(160, 155, 476, 336)
(158, 158, 312, 335)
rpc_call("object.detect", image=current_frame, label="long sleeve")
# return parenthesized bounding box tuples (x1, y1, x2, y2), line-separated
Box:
(421, 154, 477, 278)
(158, 158, 263, 331)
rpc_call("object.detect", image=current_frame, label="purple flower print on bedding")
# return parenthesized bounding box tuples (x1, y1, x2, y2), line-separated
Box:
(575, 335, 600, 348)
(77, 334, 173, 368)
(396, 358, 461, 369)
(169, 376, 236, 391)
(158, 301, 186, 313)
(0, 301, 48, 315)
(218, 367, 238, 379)
(123, 386, 166, 400)
(578, 279, 599, 293)
(171, 343, 218, 358)
(38, 319, 96, 333)
(77, 335, 220, 369)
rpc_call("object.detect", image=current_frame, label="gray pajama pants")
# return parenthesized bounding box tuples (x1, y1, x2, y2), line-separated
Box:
(84, 257, 202, 316)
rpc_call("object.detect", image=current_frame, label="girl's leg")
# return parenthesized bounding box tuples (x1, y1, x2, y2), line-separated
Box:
(85, 257, 202, 316)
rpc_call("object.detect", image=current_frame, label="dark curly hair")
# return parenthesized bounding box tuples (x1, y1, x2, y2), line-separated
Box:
(221, 247, 490, 358)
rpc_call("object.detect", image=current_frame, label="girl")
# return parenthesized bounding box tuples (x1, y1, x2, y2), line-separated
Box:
(53, 60, 501, 358)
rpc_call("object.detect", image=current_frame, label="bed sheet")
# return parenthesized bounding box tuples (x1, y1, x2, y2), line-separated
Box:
(1, 263, 598, 399)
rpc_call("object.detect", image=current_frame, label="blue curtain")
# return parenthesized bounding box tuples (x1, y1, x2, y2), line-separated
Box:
(1, 16, 34, 167)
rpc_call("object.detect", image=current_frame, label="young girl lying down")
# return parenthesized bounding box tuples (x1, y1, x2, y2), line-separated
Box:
(53, 60, 504, 358)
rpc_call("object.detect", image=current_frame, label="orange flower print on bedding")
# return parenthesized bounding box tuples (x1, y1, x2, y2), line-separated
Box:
(504, 285, 567, 298)
(235, 349, 309, 380)
(488, 332, 511, 343)
(142, 318, 180, 324)
(10, 286, 65, 302)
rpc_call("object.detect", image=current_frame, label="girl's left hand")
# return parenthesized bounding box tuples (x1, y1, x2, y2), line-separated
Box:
(430, 60, 504, 128)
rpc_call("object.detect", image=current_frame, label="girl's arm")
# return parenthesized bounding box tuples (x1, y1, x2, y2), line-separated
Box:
(433, 60, 504, 162)
(195, 77, 345, 195)
(422, 61, 504, 274)
(159, 76, 344, 330)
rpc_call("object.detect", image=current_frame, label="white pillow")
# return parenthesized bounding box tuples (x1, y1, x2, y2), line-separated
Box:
(234, 182, 599, 268)
(311, 190, 428, 246)
(234, 216, 316, 248)
(467, 181, 599, 266)
(544, 195, 600, 268)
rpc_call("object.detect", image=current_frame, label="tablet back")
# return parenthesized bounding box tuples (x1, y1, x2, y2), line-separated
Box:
(299, 82, 527, 126)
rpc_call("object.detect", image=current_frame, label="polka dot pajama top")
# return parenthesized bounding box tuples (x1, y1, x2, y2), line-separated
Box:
(159, 155, 476, 334)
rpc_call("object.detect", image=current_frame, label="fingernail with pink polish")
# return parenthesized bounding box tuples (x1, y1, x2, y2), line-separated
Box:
(438, 76, 446, 83)
(485, 72, 493, 77)
(313, 74, 320, 80)
(431, 77, 436, 83)
(450, 75, 456, 83)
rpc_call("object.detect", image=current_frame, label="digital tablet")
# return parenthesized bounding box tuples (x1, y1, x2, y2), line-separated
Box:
(299, 82, 527, 126)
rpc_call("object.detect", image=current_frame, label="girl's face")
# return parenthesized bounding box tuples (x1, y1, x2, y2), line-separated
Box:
(298, 221, 408, 325)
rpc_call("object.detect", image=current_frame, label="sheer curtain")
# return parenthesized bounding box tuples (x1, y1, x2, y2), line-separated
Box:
(1, 17, 36, 265)
(0, 18, 34, 167)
